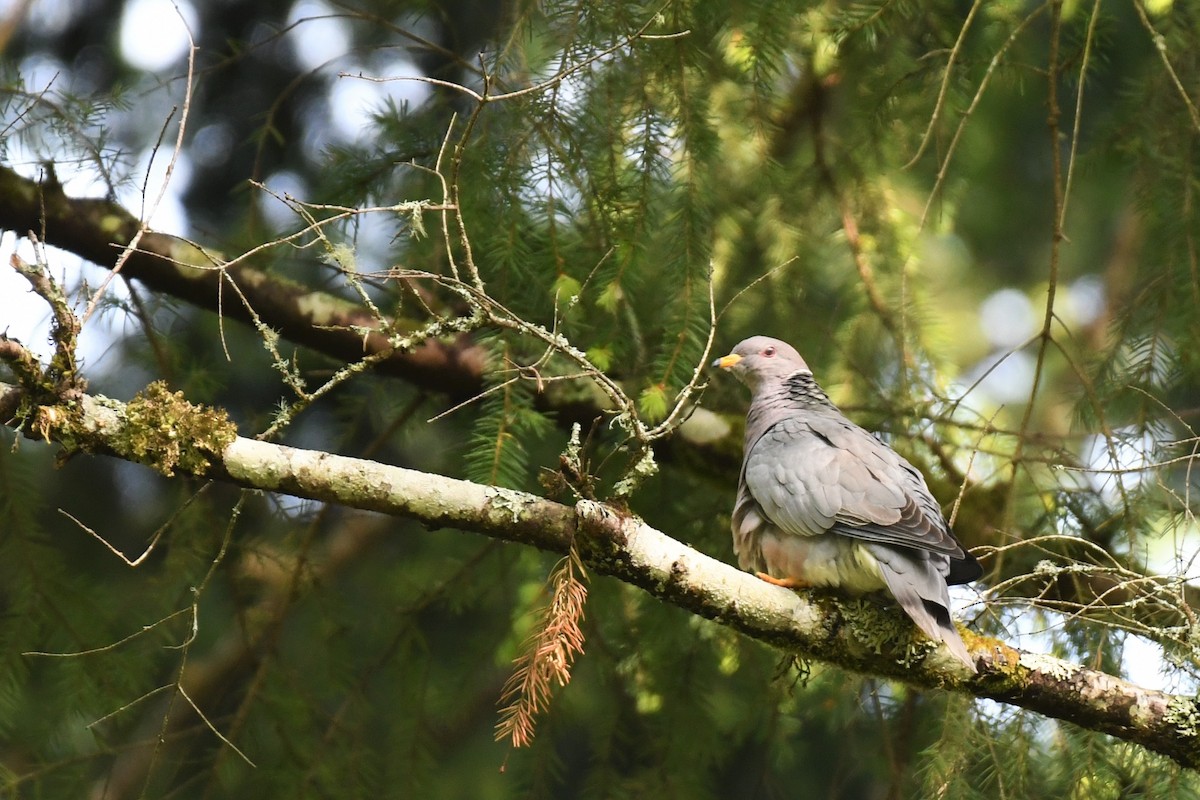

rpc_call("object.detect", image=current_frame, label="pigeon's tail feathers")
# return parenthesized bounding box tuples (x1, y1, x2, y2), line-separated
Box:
(947, 551, 984, 585)
(872, 549, 977, 673)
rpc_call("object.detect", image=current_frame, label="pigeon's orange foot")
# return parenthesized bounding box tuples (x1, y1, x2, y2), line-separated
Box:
(755, 572, 807, 589)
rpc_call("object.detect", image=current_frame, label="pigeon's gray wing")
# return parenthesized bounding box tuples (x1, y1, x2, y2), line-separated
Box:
(732, 472, 760, 572)
(745, 413, 966, 559)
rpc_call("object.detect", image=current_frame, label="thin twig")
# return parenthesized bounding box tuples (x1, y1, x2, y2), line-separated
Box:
(1132, 0, 1200, 134)
(919, 3, 1048, 230)
(1002, 0, 1067, 538)
(81, 10, 196, 325)
(177, 684, 257, 767)
(904, 0, 984, 170)
(1059, 0, 1103, 226)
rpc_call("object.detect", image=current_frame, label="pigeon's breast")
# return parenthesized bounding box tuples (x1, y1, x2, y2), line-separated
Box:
(733, 484, 887, 591)
(757, 527, 887, 592)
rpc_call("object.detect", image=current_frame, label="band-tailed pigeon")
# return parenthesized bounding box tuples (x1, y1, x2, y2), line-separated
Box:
(713, 336, 981, 671)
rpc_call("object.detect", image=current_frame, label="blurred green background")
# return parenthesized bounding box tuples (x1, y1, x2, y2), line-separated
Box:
(3, 0, 1200, 796)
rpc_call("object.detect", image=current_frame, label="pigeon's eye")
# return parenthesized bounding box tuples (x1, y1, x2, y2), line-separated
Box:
(763, 346, 776, 357)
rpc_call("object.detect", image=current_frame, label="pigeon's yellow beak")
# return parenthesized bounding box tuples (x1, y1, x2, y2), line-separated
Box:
(712, 354, 742, 369)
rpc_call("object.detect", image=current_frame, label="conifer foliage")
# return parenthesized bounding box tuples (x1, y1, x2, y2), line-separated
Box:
(3, 0, 1200, 796)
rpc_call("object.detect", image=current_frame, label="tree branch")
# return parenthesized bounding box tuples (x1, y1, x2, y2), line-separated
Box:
(0, 165, 484, 396)
(4, 379, 1199, 770)
(0, 165, 739, 462)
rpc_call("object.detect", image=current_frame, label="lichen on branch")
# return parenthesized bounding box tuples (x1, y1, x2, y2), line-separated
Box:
(116, 381, 238, 476)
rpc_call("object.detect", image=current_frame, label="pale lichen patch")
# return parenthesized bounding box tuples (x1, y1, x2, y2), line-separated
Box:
(296, 293, 349, 327)
(487, 486, 531, 523)
(1019, 651, 1082, 681)
(1164, 696, 1200, 740)
(168, 240, 221, 279)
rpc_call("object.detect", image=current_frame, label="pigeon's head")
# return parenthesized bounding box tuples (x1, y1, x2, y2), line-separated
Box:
(712, 336, 810, 391)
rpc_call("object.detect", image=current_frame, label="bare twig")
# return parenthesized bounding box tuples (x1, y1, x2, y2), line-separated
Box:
(81, 8, 197, 325)
(904, 0, 984, 170)
(1132, 0, 1200, 134)
(919, 3, 1048, 230)
(1059, 0, 1103, 226)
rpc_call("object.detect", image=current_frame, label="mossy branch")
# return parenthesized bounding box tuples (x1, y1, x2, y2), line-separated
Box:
(7, 247, 85, 403)
(3, 378, 1200, 770)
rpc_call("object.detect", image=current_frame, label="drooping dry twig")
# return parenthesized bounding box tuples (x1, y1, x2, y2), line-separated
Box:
(495, 547, 589, 748)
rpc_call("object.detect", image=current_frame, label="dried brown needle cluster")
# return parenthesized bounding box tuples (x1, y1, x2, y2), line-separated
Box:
(495, 548, 589, 748)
